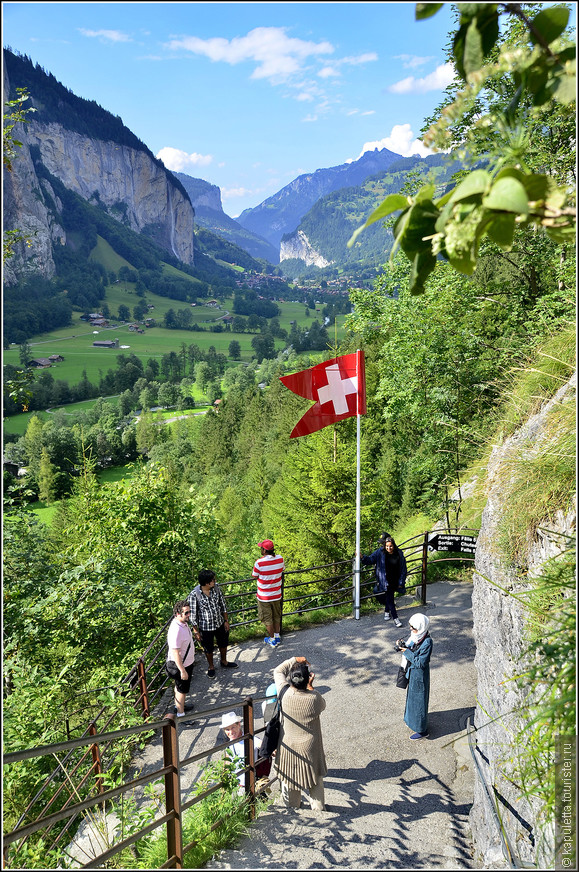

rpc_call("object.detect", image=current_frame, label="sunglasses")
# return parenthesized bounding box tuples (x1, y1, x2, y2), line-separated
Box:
(182, 610, 191, 616)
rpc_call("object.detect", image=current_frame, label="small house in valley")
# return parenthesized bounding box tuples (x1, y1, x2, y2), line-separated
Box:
(92, 339, 119, 349)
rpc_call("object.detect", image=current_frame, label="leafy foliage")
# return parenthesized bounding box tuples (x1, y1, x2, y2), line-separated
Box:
(349, 3, 576, 293)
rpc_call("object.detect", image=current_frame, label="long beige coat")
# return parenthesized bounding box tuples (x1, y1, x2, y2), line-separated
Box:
(273, 657, 327, 791)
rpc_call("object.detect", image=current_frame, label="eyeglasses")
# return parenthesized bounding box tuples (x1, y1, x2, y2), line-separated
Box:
(181, 611, 191, 616)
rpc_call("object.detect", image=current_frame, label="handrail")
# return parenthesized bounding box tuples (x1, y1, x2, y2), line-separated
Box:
(4, 694, 272, 869)
(5, 533, 478, 868)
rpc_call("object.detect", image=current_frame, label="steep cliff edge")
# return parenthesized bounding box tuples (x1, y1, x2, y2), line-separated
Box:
(280, 229, 332, 268)
(470, 370, 576, 868)
(3, 59, 195, 284)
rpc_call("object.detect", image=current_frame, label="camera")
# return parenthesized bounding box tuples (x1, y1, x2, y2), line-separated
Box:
(395, 639, 406, 650)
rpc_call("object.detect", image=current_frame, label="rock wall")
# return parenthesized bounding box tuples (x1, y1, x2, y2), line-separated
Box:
(280, 229, 332, 268)
(3, 66, 65, 284)
(3, 64, 195, 282)
(470, 373, 576, 868)
(27, 122, 195, 265)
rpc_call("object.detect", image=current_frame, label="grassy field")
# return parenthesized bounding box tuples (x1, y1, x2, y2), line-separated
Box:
(5, 238, 349, 387)
(4, 304, 348, 388)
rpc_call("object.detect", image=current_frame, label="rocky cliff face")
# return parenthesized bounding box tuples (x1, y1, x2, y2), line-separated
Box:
(469, 373, 576, 868)
(28, 122, 195, 264)
(4, 63, 195, 283)
(280, 229, 332, 268)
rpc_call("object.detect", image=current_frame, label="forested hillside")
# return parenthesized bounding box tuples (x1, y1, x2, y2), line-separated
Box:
(283, 153, 462, 269)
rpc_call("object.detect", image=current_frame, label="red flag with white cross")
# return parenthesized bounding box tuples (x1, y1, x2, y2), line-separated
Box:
(279, 350, 366, 438)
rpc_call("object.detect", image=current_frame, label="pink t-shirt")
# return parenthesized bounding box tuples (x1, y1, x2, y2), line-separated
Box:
(252, 554, 285, 602)
(167, 619, 195, 667)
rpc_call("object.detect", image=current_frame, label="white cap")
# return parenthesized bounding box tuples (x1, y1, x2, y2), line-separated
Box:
(221, 711, 242, 729)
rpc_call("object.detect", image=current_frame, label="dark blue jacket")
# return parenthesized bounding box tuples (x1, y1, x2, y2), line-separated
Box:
(361, 546, 407, 593)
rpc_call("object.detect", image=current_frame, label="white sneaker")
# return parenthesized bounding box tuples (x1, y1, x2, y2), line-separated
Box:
(384, 612, 391, 621)
(394, 618, 402, 628)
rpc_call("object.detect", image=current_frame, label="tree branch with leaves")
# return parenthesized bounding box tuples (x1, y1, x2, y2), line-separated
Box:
(349, 3, 576, 294)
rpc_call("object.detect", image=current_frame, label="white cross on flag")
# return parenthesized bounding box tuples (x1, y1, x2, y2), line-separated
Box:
(279, 351, 366, 438)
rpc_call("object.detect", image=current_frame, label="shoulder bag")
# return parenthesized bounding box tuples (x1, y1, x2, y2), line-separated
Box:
(257, 684, 289, 760)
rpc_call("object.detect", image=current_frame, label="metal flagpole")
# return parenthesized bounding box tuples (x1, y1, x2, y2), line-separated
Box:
(354, 351, 362, 619)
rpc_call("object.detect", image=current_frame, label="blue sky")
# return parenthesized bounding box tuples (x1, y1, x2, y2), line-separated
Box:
(3, 2, 462, 217)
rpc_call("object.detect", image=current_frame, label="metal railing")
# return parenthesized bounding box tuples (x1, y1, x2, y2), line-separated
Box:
(3, 696, 271, 870)
(4, 530, 477, 868)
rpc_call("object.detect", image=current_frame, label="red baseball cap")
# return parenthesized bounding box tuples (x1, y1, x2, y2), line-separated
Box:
(258, 539, 274, 550)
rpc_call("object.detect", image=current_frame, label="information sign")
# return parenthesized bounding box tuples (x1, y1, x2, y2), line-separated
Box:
(428, 533, 477, 554)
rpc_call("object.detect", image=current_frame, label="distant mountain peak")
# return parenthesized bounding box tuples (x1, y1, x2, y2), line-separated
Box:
(236, 147, 404, 251)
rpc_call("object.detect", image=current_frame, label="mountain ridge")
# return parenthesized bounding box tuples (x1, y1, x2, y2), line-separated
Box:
(236, 147, 406, 251)
(175, 173, 279, 264)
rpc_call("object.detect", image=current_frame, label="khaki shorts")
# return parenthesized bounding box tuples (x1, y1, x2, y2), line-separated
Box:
(258, 599, 282, 626)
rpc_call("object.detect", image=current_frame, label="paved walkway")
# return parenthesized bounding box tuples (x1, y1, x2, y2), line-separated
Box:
(67, 579, 478, 869)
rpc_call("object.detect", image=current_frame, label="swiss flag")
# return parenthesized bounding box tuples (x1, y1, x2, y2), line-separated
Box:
(280, 350, 366, 438)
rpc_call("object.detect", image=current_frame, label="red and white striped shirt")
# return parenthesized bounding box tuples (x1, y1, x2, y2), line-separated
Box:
(253, 554, 285, 602)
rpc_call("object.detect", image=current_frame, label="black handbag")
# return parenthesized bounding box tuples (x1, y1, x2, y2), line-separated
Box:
(166, 640, 191, 678)
(396, 664, 409, 689)
(257, 685, 289, 760)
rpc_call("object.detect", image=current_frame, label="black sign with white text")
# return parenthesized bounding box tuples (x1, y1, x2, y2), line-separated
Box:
(428, 533, 477, 554)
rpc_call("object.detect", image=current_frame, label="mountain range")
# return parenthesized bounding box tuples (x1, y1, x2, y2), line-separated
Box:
(4, 47, 460, 293)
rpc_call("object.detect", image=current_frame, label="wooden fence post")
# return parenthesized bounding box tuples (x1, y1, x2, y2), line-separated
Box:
(163, 717, 183, 869)
(88, 722, 104, 794)
(137, 658, 150, 718)
(243, 698, 257, 818)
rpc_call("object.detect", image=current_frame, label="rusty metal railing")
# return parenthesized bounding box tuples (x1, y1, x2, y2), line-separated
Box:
(4, 532, 477, 867)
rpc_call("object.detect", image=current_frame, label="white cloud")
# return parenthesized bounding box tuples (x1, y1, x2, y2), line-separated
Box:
(388, 62, 455, 94)
(302, 114, 319, 123)
(165, 26, 334, 84)
(156, 147, 213, 172)
(393, 54, 434, 70)
(342, 53, 378, 66)
(79, 28, 132, 43)
(222, 186, 253, 200)
(318, 66, 340, 79)
(353, 124, 433, 160)
(318, 52, 378, 79)
(360, 110, 376, 117)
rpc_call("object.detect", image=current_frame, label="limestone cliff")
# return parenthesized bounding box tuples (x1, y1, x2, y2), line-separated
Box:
(280, 230, 333, 268)
(3, 65, 195, 284)
(469, 372, 576, 868)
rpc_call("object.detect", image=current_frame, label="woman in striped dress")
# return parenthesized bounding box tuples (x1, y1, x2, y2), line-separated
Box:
(273, 656, 327, 811)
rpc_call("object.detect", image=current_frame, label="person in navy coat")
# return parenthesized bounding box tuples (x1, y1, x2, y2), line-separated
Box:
(396, 613, 432, 739)
(362, 532, 407, 627)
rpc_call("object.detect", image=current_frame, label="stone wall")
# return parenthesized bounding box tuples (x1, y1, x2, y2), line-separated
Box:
(469, 374, 576, 868)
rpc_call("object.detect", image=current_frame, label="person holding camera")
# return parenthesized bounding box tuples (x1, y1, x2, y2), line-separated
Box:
(396, 613, 432, 740)
(272, 655, 327, 811)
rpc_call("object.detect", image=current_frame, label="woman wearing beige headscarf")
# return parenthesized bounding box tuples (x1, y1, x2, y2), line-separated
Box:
(273, 656, 327, 810)
(396, 613, 432, 740)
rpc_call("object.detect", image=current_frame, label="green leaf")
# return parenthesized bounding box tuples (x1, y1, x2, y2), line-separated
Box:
(464, 18, 484, 75)
(397, 201, 439, 257)
(414, 183, 436, 203)
(519, 173, 550, 202)
(485, 212, 516, 249)
(408, 250, 437, 295)
(483, 177, 529, 215)
(347, 194, 408, 247)
(415, 3, 443, 20)
(552, 72, 577, 104)
(529, 6, 569, 47)
(447, 169, 491, 204)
